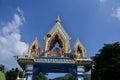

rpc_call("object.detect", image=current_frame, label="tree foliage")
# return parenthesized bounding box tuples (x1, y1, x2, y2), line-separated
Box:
(49, 73, 89, 80)
(34, 72, 48, 80)
(0, 71, 5, 80)
(5, 68, 23, 80)
(91, 42, 120, 80)
(49, 73, 75, 80)
(84, 74, 90, 80)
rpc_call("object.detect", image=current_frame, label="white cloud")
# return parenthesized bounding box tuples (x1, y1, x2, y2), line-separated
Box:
(99, 0, 107, 3)
(0, 8, 28, 70)
(112, 7, 120, 20)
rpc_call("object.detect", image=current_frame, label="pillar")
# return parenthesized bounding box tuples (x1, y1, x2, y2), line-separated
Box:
(26, 64, 34, 80)
(76, 66, 85, 80)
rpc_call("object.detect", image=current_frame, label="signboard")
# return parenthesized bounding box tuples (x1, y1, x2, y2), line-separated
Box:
(75, 61, 92, 65)
(18, 59, 34, 63)
(34, 58, 74, 63)
(17, 58, 93, 65)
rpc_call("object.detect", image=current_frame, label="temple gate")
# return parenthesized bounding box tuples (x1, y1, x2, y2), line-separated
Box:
(15, 17, 93, 80)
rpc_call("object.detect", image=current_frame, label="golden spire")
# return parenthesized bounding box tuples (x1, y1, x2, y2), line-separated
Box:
(56, 16, 61, 23)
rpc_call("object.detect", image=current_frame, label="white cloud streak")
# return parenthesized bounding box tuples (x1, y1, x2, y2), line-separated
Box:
(99, 0, 106, 3)
(112, 7, 120, 20)
(0, 8, 28, 70)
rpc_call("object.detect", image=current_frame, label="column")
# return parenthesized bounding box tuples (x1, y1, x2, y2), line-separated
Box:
(26, 64, 34, 80)
(76, 66, 85, 80)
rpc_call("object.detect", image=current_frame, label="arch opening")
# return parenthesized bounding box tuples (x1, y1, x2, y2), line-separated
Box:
(46, 34, 66, 57)
(49, 35, 63, 51)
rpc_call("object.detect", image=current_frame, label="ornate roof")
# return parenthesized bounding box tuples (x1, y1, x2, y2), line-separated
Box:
(28, 38, 40, 57)
(74, 38, 86, 53)
(47, 16, 71, 40)
(29, 38, 40, 50)
(43, 16, 71, 54)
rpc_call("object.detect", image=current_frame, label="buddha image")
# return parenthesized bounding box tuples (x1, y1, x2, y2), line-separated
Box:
(52, 47, 61, 57)
(77, 47, 82, 59)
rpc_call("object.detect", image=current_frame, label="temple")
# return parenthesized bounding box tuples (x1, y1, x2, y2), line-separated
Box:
(15, 17, 94, 80)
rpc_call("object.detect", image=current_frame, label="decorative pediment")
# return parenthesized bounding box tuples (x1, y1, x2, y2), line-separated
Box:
(43, 17, 71, 57)
(28, 38, 40, 58)
(73, 38, 86, 58)
(46, 16, 71, 40)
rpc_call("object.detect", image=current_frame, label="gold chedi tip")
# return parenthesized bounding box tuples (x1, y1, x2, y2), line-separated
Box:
(56, 16, 61, 23)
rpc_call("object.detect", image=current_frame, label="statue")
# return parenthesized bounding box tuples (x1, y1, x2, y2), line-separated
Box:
(29, 38, 40, 58)
(30, 44, 39, 58)
(77, 52, 81, 59)
(30, 47, 35, 58)
(61, 47, 65, 58)
(52, 48, 61, 57)
(30, 45, 36, 58)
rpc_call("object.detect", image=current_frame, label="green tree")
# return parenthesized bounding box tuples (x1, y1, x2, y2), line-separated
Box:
(49, 73, 75, 80)
(91, 42, 120, 80)
(5, 68, 17, 80)
(84, 74, 90, 80)
(5, 68, 23, 80)
(35, 72, 48, 80)
(49, 73, 90, 80)
(0, 71, 5, 80)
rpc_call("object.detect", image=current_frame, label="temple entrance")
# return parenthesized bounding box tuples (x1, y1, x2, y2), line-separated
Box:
(16, 17, 93, 80)
(34, 63, 77, 79)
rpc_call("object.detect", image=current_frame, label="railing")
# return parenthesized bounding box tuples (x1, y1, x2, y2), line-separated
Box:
(14, 55, 28, 60)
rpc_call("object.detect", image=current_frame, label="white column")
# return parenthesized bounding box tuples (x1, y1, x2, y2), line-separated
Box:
(26, 65, 34, 80)
(76, 66, 85, 80)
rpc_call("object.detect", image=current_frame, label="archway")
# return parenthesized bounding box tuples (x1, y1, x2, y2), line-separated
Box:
(16, 17, 93, 80)
(31, 63, 77, 80)
(46, 33, 66, 57)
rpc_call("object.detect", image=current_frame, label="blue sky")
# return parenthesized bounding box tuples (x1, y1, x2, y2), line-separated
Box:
(0, 0, 120, 79)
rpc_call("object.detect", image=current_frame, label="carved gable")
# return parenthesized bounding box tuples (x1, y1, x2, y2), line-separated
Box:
(43, 17, 71, 57)
(73, 38, 86, 58)
(28, 38, 40, 58)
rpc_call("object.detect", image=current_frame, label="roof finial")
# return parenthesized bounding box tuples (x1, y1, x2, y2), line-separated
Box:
(56, 16, 60, 23)
(35, 37, 38, 40)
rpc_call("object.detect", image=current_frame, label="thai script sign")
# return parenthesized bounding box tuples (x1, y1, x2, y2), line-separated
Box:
(34, 58, 74, 63)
